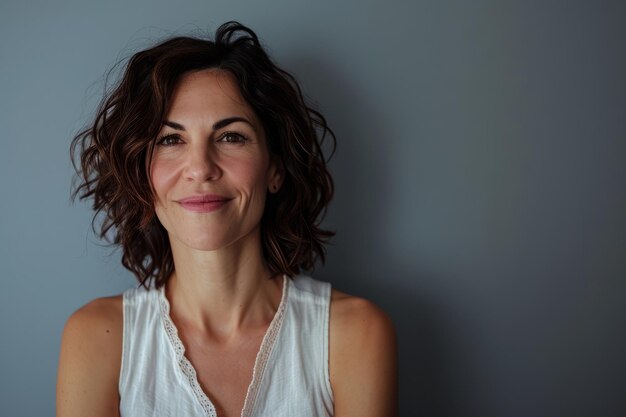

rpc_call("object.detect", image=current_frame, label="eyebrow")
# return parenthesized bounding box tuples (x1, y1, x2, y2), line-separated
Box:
(163, 116, 255, 132)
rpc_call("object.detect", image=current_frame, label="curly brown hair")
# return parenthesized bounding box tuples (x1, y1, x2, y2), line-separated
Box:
(71, 21, 335, 288)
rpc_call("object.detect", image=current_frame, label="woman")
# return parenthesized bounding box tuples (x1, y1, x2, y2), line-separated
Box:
(57, 21, 397, 417)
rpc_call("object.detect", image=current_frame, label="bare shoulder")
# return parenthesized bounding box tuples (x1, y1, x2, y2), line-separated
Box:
(66, 294, 123, 329)
(62, 294, 124, 351)
(57, 295, 123, 417)
(329, 288, 396, 351)
(330, 288, 395, 329)
(329, 288, 398, 417)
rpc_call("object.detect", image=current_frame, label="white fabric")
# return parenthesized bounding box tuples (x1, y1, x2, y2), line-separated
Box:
(119, 275, 334, 417)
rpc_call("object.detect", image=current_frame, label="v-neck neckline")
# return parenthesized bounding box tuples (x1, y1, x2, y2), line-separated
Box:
(157, 275, 290, 417)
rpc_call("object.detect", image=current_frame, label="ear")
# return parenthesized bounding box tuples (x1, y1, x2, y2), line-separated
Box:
(267, 155, 284, 194)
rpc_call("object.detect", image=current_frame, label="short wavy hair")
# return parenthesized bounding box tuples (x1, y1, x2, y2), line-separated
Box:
(71, 21, 335, 288)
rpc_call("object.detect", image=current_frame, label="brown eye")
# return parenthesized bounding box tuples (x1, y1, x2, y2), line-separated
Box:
(218, 132, 248, 144)
(157, 134, 182, 146)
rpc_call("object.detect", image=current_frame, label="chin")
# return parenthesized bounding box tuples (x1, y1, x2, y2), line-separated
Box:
(179, 235, 231, 252)
(166, 223, 262, 253)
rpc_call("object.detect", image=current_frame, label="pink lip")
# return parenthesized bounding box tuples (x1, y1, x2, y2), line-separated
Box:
(177, 194, 232, 213)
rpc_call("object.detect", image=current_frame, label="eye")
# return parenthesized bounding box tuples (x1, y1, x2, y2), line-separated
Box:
(157, 134, 182, 146)
(218, 131, 248, 144)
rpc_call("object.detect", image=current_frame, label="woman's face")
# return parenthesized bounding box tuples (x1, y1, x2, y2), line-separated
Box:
(149, 69, 281, 252)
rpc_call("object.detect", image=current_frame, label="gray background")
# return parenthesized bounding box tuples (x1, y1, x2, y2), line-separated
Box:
(1, 0, 624, 416)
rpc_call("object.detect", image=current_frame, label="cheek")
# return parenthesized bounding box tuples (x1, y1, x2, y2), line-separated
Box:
(150, 158, 180, 205)
(230, 157, 272, 199)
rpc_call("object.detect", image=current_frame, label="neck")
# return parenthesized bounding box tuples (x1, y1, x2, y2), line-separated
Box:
(164, 229, 284, 340)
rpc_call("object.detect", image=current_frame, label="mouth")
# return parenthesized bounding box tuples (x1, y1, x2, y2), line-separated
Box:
(177, 195, 233, 213)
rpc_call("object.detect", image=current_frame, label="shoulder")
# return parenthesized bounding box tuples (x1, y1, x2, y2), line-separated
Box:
(329, 288, 396, 354)
(329, 288, 395, 331)
(328, 288, 398, 417)
(57, 295, 123, 417)
(61, 295, 124, 349)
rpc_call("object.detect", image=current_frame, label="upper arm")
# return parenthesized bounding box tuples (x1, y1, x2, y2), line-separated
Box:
(56, 296, 123, 417)
(329, 291, 398, 417)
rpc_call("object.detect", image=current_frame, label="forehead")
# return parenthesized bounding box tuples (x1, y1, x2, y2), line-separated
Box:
(166, 69, 258, 123)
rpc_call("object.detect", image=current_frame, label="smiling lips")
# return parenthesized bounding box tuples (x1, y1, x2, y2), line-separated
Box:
(177, 195, 232, 213)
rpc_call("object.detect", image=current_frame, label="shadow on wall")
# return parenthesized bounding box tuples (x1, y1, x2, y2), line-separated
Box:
(282, 49, 481, 417)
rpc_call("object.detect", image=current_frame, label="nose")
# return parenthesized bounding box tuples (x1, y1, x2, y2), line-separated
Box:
(182, 144, 222, 182)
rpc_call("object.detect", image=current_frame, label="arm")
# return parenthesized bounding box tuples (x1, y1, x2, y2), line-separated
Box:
(329, 291, 398, 417)
(56, 296, 123, 417)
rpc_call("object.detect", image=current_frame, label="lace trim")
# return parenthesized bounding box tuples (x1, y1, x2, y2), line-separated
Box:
(241, 275, 289, 417)
(158, 288, 217, 417)
(158, 275, 289, 417)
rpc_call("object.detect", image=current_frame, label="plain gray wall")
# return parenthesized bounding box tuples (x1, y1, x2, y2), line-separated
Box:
(1, 0, 624, 416)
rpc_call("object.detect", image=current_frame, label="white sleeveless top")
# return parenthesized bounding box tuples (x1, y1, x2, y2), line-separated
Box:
(119, 275, 334, 417)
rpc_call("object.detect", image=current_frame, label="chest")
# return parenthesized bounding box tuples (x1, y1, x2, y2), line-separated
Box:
(120, 285, 334, 417)
(181, 328, 268, 417)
